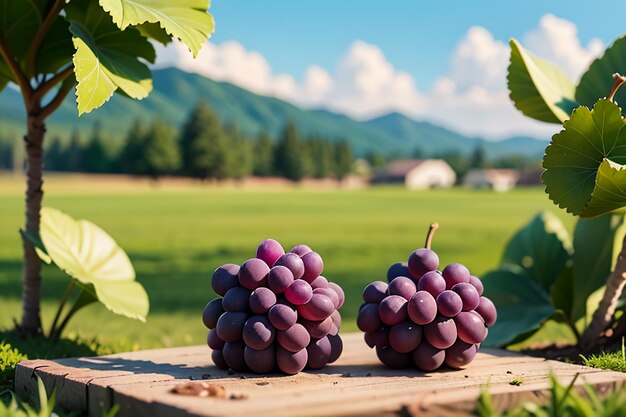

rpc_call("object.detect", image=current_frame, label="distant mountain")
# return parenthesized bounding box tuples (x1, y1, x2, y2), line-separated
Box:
(0, 67, 547, 157)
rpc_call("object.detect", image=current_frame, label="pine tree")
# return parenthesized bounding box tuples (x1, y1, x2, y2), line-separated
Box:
(224, 124, 253, 180)
(83, 123, 111, 173)
(45, 137, 65, 172)
(309, 138, 334, 179)
(253, 131, 274, 177)
(275, 122, 308, 182)
(470, 145, 487, 169)
(65, 129, 84, 172)
(334, 140, 353, 182)
(119, 119, 147, 174)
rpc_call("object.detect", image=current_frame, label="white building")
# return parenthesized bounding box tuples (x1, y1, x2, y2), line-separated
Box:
(463, 169, 519, 192)
(372, 159, 457, 190)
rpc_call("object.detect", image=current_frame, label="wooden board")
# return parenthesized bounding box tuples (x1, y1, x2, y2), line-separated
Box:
(15, 333, 626, 417)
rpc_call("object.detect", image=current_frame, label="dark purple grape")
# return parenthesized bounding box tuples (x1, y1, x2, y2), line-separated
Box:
(276, 346, 308, 374)
(445, 340, 477, 369)
(249, 287, 277, 314)
(277, 323, 310, 352)
(216, 312, 247, 342)
(310, 275, 328, 289)
(408, 249, 439, 279)
(455, 311, 487, 344)
(364, 327, 388, 348)
(388, 276, 417, 300)
(357, 303, 382, 333)
(290, 244, 312, 257)
(268, 266, 294, 294)
(327, 334, 343, 363)
(389, 321, 422, 353)
(307, 336, 332, 369)
(256, 239, 285, 267)
(327, 282, 345, 309)
(378, 295, 408, 326)
(207, 328, 225, 350)
(285, 280, 313, 305)
(413, 342, 445, 371)
(475, 296, 497, 326)
(408, 291, 437, 325)
(417, 271, 446, 297)
(442, 263, 470, 289)
(202, 299, 224, 329)
(211, 349, 228, 370)
(242, 315, 275, 350)
(469, 275, 484, 296)
(424, 316, 457, 349)
(211, 264, 240, 296)
(314, 287, 339, 309)
(298, 293, 335, 321)
(222, 341, 246, 371)
(268, 303, 298, 331)
(375, 345, 411, 369)
(363, 281, 388, 304)
(244, 345, 276, 373)
(387, 262, 412, 282)
(436, 290, 463, 317)
(451, 282, 480, 311)
(222, 287, 251, 312)
(239, 258, 270, 290)
(302, 252, 324, 282)
(275, 253, 305, 279)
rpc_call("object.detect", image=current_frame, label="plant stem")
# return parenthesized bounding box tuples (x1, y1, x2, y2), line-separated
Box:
(48, 279, 75, 338)
(424, 223, 439, 249)
(607, 73, 626, 102)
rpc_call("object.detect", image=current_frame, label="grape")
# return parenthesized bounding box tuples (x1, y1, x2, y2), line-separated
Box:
(223, 341, 246, 371)
(310, 275, 328, 289)
(211, 264, 240, 296)
(442, 263, 470, 289)
(239, 258, 270, 290)
(327, 334, 343, 363)
(222, 287, 251, 312)
(436, 290, 463, 317)
(408, 249, 439, 279)
(445, 340, 477, 369)
(417, 271, 446, 297)
(298, 293, 335, 321)
(290, 244, 312, 257)
(275, 253, 305, 279)
(249, 287, 277, 314)
(408, 291, 437, 325)
(242, 315, 275, 350)
(300, 316, 333, 339)
(413, 342, 445, 371)
(256, 239, 285, 267)
(307, 336, 332, 369)
(378, 295, 408, 326)
(207, 328, 225, 350)
(357, 303, 382, 333)
(330, 309, 342, 329)
(277, 323, 310, 352)
(244, 345, 276, 373)
(469, 275, 484, 296)
(389, 321, 422, 353)
(285, 280, 313, 305)
(328, 282, 345, 308)
(314, 287, 339, 309)
(364, 327, 388, 348)
(276, 346, 308, 375)
(302, 251, 324, 282)
(455, 311, 487, 344)
(424, 316, 457, 349)
(268, 303, 298, 331)
(388, 276, 417, 300)
(216, 312, 247, 342)
(363, 281, 388, 304)
(475, 296, 497, 326)
(211, 349, 228, 370)
(387, 262, 412, 282)
(376, 345, 411, 369)
(451, 282, 480, 311)
(268, 266, 294, 294)
(202, 299, 224, 329)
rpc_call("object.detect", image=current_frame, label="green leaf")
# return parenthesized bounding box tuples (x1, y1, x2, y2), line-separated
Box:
(136, 22, 173, 46)
(507, 38, 578, 124)
(19, 229, 52, 265)
(576, 35, 626, 112)
(551, 265, 573, 320)
(99, 0, 215, 57)
(543, 99, 626, 217)
(39, 207, 149, 322)
(36, 17, 74, 76)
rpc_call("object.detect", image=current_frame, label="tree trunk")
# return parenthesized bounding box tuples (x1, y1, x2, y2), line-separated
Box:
(20, 114, 45, 335)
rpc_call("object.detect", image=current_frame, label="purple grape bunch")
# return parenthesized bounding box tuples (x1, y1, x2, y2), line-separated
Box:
(357, 224, 497, 371)
(202, 239, 344, 374)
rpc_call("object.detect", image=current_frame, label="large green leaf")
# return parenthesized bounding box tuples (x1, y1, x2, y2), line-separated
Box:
(39, 207, 148, 321)
(99, 0, 214, 57)
(576, 35, 626, 112)
(543, 99, 626, 217)
(507, 39, 578, 124)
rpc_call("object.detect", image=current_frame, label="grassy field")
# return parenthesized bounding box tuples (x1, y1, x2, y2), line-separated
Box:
(0, 174, 574, 349)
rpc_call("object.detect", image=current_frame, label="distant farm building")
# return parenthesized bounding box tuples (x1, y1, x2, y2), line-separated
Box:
(463, 169, 519, 192)
(372, 159, 456, 189)
(517, 168, 543, 186)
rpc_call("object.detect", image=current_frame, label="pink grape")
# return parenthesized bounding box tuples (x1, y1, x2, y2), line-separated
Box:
(276, 346, 308, 374)
(378, 295, 408, 326)
(408, 291, 437, 325)
(357, 303, 382, 333)
(307, 336, 332, 369)
(389, 321, 422, 353)
(300, 316, 333, 339)
(442, 263, 470, 289)
(436, 290, 463, 317)
(310, 275, 328, 289)
(469, 275, 484, 295)
(364, 327, 388, 348)
(298, 293, 335, 321)
(202, 298, 224, 329)
(256, 239, 285, 267)
(363, 281, 388, 304)
(455, 311, 487, 344)
(244, 345, 275, 373)
(211, 264, 240, 296)
(222, 341, 246, 371)
(413, 342, 445, 371)
(445, 340, 477, 369)
(376, 345, 411, 369)
(451, 282, 480, 311)
(249, 287, 277, 314)
(314, 287, 339, 309)
(327, 334, 343, 363)
(302, 251, 324, 282)
(277, 323, 310, 352)
(275, 253, 305, 279)
(268, 266, 294, 294)
(239, 258, 270, 290)
(328, 282, 345, 308)
(285, 280, 313, 305)
(408, 249, 439, 279)
(330, 309, 342, 328)
(268, 303, 297, 330)
(387, 262, 412, 282)
(290, 244, 312, 257)
(475, 296, 497, 326)
(242, 315, 275, 350)
(388, 276, 417, 300)
(424, 316, 457, 349)
(417, 271, 446, 297)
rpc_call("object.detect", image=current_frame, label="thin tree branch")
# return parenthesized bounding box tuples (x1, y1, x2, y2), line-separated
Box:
(26, 0, 66, 75)
(32, 64, 74, 104)
(40, 77, 74, 119)
(0, 33, 32, 105)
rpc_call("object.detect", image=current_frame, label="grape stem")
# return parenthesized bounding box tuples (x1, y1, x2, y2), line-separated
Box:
(425, 223, 439, 249)
(607, 73, 626, 102)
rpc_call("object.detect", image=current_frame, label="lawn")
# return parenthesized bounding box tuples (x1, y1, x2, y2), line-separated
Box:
(0, 174, 574, 349)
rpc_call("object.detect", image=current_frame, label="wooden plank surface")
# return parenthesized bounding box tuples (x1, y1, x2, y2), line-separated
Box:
(15, 333, 626, 417)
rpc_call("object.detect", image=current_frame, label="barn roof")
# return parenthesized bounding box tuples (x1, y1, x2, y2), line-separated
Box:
(384, 159, 428, 176)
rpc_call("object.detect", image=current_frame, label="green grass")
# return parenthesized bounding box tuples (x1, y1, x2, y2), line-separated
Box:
(0, 174, 575, 349)
(581, 339, 626, 373)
